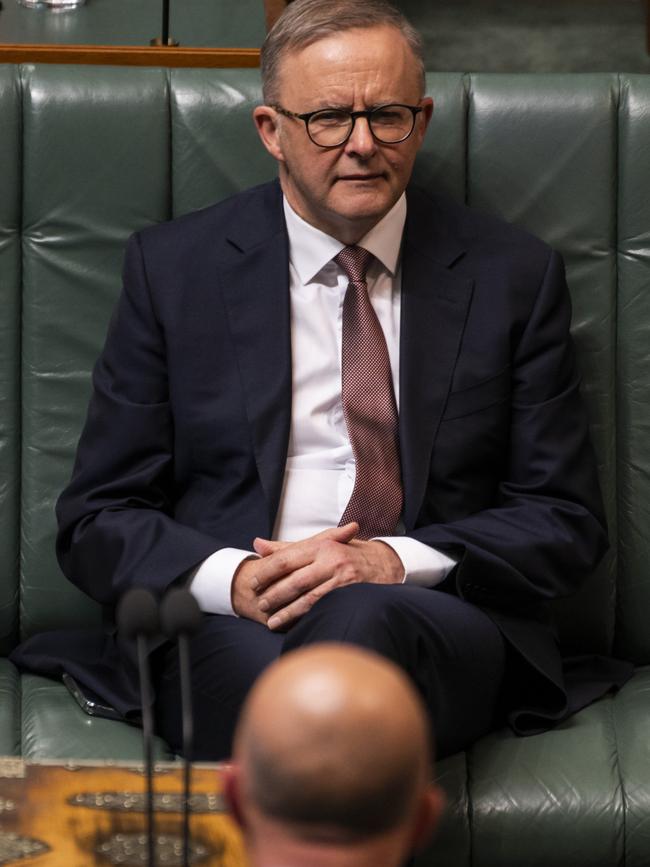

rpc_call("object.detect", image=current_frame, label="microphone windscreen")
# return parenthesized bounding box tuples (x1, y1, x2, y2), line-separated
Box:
(116, 588, 160, 639)
(160, 588, 202, 639)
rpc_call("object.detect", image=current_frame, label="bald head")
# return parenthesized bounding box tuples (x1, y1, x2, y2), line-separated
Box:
(232, 644, 434, 842)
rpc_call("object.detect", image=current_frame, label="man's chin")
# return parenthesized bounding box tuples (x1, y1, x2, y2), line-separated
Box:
(329, 187, 397, 225)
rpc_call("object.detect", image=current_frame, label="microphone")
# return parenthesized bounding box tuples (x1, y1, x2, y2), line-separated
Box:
(117, 587, 161, 867)
(160, 588, 202, 867)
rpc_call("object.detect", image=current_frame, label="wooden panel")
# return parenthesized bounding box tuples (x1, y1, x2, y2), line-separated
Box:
(0, 44, 260, 67)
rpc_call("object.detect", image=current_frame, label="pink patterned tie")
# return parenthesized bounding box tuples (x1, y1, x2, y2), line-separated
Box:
(335, 245, 403, 540)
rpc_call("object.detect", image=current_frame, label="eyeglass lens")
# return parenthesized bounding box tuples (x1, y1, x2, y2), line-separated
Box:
(308, 105, 415, 146)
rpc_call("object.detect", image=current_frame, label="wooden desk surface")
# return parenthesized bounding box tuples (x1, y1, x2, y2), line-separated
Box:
(0, 757, 247, 866)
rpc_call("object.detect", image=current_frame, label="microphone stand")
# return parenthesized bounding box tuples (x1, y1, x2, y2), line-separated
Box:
(117, 588, 161, 867)
(162, 0, 169, 44)
(178, 633, 193, 867)
(160, 588, 202, 867)
(150, 0, 179, 47)
(137, 632, 156, 867)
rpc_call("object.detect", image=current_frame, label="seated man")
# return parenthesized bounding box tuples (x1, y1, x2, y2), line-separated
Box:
(224, 644, 444, 867)
(12, 0, 631, 758)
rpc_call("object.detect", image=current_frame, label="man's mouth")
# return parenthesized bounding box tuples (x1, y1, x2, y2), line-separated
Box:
(338, 173, 384, 181)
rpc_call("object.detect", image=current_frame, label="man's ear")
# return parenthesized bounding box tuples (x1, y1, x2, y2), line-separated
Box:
(222, 762, 247, 830)
(410, 784, 445, 851)
(416, 97, 434, 143)
(253, 106, 286, 163)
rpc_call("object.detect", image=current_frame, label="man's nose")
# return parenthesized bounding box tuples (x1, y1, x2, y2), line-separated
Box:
(344, 116, 377, 157)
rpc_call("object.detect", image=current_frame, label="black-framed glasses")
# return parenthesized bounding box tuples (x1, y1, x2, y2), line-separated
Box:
(272, 103, 424, 148)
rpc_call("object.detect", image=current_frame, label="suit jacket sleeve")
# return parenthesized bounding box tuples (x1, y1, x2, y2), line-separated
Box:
(56, 232, 224, 606)
(407, 246, 608, 613)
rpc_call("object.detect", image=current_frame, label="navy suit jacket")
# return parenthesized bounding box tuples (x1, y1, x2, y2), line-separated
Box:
(14, 180, 631, 730)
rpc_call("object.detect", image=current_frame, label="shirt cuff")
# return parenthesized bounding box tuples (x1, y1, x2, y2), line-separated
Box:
(373, 536, 457, 587)
(188, 548, 259, 617)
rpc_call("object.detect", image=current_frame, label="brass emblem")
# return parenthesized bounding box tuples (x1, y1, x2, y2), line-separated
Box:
(95, 833, 215, 866)
(0, 832, 49, 864)
(69, 791, 224, 812)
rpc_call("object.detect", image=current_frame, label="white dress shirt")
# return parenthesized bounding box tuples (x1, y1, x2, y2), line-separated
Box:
(190, 194, 456, 615)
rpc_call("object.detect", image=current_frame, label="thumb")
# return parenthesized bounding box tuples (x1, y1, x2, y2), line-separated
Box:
(317, 522, 359, 544)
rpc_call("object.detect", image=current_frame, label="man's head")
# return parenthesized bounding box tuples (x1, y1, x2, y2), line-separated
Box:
(225, 644, 443, 867)
(254, 0, 433, 245)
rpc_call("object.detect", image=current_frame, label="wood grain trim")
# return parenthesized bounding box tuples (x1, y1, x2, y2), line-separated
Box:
(0, 44, 260, 67)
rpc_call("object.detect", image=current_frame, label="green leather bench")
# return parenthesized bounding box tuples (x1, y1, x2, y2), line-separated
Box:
(1, 65, 649, 866)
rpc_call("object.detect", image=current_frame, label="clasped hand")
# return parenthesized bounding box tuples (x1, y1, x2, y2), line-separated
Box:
(231, 523, 404, 631)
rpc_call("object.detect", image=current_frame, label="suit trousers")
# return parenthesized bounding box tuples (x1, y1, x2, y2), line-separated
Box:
(153, 583, 507, 761)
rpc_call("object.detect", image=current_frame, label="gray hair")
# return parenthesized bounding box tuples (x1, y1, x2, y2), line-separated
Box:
(260, 0, 426, 104)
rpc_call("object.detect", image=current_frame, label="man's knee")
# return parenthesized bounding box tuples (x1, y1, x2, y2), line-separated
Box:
(284, 584, 418, 655)
(284, 583, 506, 686)
(314, 582, 400, 615)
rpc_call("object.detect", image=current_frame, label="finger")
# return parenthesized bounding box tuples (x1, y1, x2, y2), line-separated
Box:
(253, 537, 288, 556)
(250, 544, 315, 592)
(254, 524, 358, 557)
(251, 524, 359, 592)
(258, 561, 332, 616)
(267, 577, 339, 631)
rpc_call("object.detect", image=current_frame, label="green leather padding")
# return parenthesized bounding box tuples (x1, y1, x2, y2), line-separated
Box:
(0, 66, 20, 654)
(170, 68, 275, 216)
(466, 73, 620, 655)
(612, 667, 650, 866)
(20, 65, 172, 639)
(0, 660, 20, 756)
(470, 694, 631, 864)
(413, 73, 467, 203)
(616, 75, 650, 664)
(419, 672, 650, 864)
(20, 674, 173, 761)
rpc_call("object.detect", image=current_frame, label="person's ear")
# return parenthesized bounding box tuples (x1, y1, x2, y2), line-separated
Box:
(253, 106, 286, 163)
(415, 97, 434, 144)
(410, 784, 445, 851)
(222, 762, 247, 830)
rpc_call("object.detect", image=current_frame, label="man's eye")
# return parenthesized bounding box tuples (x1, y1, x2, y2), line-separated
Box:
(373, 110, 403, 125)
(312, 111, 349, 126)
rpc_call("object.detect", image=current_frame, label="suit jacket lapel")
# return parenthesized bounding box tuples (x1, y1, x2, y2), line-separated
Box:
(218, 182, 292, 532)
(400, 189, 474, 528)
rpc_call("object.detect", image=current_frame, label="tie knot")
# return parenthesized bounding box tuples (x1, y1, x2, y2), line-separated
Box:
(335, 245, 373, 284)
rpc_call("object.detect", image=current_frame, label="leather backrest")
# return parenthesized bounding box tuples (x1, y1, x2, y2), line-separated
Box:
(3, 65, 649, 663)
(19, 65, 172, 638)
(616, 75, 650, 662)
(462, 74, 620, 654)
(0, 66, 21, 654)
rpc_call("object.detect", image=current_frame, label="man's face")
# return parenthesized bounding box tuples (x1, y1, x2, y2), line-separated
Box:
(254, 25, 433, 243)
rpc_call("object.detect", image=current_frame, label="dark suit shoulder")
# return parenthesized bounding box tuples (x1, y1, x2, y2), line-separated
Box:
(406, 185, 553, 272)
(135, 179, 284, 262)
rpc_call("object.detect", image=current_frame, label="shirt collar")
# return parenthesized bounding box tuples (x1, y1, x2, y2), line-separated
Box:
(283, 193, 407, 284)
